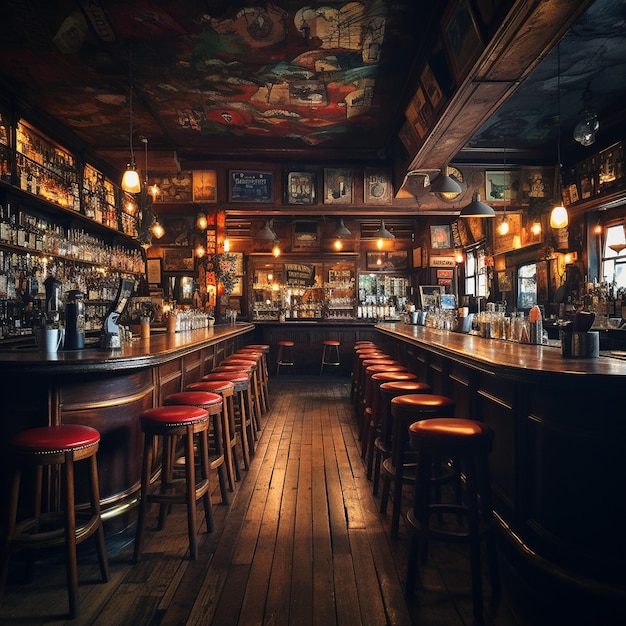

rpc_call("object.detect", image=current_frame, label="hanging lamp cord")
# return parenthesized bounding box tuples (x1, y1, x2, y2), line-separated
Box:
(128, 46, 135, 164)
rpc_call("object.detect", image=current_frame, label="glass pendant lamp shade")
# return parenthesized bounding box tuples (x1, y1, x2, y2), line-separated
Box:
(550, 205, 568, 229)
(121, 165, 141, 193)
(151, 219, 165, 239)
(459, 191, 495, 217)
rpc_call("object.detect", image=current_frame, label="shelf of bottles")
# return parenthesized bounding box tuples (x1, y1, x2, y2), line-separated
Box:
(15, 121, 80, 211)
(82, 163, 119, 230)
(357, 274, 408, 320)
(250, 260, 356, 321)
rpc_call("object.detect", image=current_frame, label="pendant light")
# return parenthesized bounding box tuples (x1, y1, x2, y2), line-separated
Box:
(550, 44, 568, 230)
(573, 83, 599, 146)
(497, 143, 509, 235)
(255, 219, 277, 241)
(332, 218, 352, 238)
(121, 50, 141, 193)
(374, 219, 394, 249)
(196, 212, 208, 230)
(459, 191, 494, 218)
(428, 165, 462, 196)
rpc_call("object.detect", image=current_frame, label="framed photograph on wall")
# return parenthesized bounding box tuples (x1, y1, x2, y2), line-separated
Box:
(229, 170, 273, 202)
(162, 247, 195, 272)
(285, 171, 316, 204)
(364, 167, 393, 204)
(430, 224, 452, 249)
(442, 0, 484, 84)
(419, 285, 441, 309)
(520, 166, 556, 204)
(146, 258, 162, 285)
(192, 170, 217, 202)
(484, 170, 520, 204)
(324, 168, 353, 204)
(412, 246, 423, 268)
(420, 62, 444, 111)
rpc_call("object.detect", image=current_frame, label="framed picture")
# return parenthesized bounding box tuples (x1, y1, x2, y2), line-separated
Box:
(324, 168, 353, 204)
(420, 62, 444, 111)
(419, 285, 441, 309)
(146, 258, 162, 285)
(497, 270, 513, 292)
(366, 251, 408, 271)
(412, 246, 423, 268)
(364, 168, 393, 204)
(442, 0, 484, 84)
(520, 166, 556, 204)
(405, 86, 432, 139)
(229, 170, 273, 202)
(484, 170, 520, 204)
(192, 170, 217, 203)
(430, 224, 452, 249)
(162, 247, 195, 272)
(387, 250, 408, 270)
(285, 171, 316, 204)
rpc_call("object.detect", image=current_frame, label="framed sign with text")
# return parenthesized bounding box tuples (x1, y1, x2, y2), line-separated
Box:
(229, 170, 273, 202)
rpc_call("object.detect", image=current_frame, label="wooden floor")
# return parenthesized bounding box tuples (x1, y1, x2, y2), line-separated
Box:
(0, 375, 620, 625)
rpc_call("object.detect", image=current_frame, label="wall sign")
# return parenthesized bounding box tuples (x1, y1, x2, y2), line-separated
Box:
(430, 256, 456, 267)
(285, 263, 316, 287)
(229, 170, 273, 202)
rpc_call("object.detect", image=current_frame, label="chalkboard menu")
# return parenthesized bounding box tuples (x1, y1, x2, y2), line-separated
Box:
(229, 170, 273, 202)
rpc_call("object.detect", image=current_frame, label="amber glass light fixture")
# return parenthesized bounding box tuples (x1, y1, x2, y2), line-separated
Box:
(196, 212, 208, 230)
(151, 219, 165, 239)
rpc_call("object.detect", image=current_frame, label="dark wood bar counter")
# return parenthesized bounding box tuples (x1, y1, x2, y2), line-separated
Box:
(0, 323, 254, 531)
(375, 322, 626, 602)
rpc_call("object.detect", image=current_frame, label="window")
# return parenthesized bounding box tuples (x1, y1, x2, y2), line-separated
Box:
(517, 263, 537, 309)
(601, 224, 626, 289)
(464, 246, 487, 298)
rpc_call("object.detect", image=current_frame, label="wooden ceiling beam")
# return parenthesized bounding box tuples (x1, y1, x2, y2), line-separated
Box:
(408, 0, 596, 172)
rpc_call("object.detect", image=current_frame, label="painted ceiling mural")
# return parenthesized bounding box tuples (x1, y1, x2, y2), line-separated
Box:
(0, 0, 421, 166)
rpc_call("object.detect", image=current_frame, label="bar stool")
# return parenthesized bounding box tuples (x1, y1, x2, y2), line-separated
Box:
(133, 404, 212, 562)
(220, 356, 265, 426)
(163, 390, 229, 505)
(353, 349, 390, 408)
(276, 340, 295, 376)
(406, 418, 500, 624)
(350, 343, 381, 401)
(212, 364, 262, 435)
(320, 339, 341, 375)
(373, 380, 432, 496)
(186, 380, 240, 489)
(237, 346, 270, 412)
(202, 371, 254, 468)
(0, 424, 110, 619)
(363, 371, 420, 481)
(359, 362, 407, 442)
(380, 394, 456, 538)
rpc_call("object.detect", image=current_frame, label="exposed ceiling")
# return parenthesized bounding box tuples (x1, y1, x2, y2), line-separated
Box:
(0, 0, 624, 181)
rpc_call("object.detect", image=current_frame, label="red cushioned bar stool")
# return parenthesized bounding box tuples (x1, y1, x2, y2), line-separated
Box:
(220, 356, 265, 427)
(359, 362, 407, 442)
(0, 424, 110, 619)
(363, 371, 421, 481)
(275, 340, 295, 376)
(350, 343, 380, 401)
(406, 418, 500, 625)
(202, 371, 254, 468)
(380, 394, 456, 538)
(353, 349, 389, 408)
(163, 391, 229, 506)
(320, 339, 341, 375)
(133, 405, 213, 562)
(186, 380, 240, 489)
(373, 380, 432, 496)
(212, 364, 262, 436)
(235, 349, 269, 414)
(240, 344, 271, 411)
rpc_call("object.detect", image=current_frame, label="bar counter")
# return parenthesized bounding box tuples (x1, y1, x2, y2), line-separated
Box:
(375, 322, 626, 600)
(0, 323, 254, 530)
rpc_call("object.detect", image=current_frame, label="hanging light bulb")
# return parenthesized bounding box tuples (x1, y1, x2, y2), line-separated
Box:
(151, 219, 165, 239)
(374, 219, 394, 249)
(497, 142, 509, 235)
(196, 212, 208, 230)
(223, 238, 230, 252)
(531, 220, 542, 236)
(593, 221, 602, 236)
(551, 44, 568, 230)
(272, 240, 281, 257)
(121, 50, 141, 193)
(195, 243, 206, 258)
(573, 84, 599, 146)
